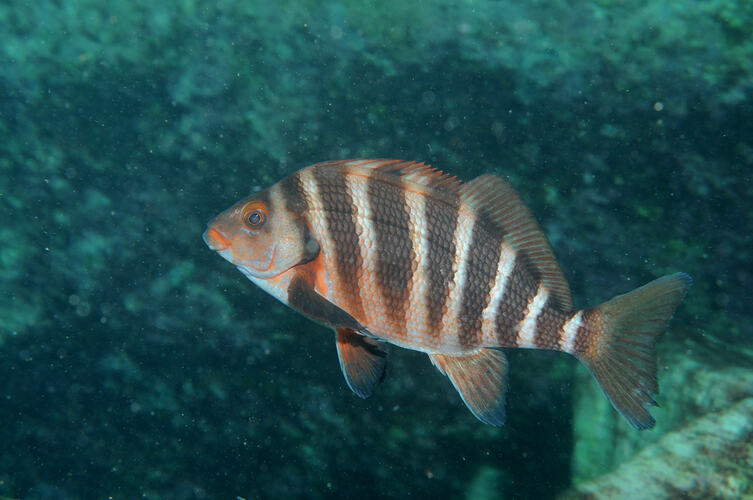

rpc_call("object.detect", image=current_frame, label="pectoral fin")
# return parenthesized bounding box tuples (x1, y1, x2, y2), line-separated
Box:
(336, 328, 389, 398)
(429, 349, 509, 426)
(287, 274, 362, 331)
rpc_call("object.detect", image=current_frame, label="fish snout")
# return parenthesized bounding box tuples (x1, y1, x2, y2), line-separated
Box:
(203, 227, 230, 252)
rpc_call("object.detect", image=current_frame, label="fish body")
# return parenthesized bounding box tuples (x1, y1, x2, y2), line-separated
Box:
(204, 159, 691, 429)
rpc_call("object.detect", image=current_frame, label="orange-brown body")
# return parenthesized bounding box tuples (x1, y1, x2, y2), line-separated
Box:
(204, 159, 691, 428)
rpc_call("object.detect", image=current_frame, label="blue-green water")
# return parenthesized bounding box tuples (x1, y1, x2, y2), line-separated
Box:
(1, 1, 751, 498)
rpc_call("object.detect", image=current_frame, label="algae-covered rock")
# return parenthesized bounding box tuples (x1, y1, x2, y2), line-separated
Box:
(571, 340, 753, 483)
(562, 397, 753, 499)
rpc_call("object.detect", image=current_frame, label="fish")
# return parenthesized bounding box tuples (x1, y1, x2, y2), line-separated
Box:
(203, 159, 692, 429)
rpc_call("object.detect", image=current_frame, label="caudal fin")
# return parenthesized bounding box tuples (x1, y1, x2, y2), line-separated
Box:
(577, 273, 692, 429)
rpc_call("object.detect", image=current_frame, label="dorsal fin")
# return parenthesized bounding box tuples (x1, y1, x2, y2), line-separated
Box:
(460, 174, 573, 311)
(315, 158, 463, 195)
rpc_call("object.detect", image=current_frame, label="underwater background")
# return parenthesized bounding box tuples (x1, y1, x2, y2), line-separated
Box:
(1, 0, 752, 498)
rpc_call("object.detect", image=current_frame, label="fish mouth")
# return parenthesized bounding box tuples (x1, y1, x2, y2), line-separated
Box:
(203, 227, 230, 251)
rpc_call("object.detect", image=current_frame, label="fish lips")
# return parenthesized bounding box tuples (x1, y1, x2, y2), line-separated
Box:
(203, 227, 230, 251)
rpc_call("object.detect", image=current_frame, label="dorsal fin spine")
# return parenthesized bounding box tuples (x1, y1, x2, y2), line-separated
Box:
(312, 158, 463, 196)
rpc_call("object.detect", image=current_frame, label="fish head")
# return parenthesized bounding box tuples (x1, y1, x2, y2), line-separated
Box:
(203, 183, 319, 279)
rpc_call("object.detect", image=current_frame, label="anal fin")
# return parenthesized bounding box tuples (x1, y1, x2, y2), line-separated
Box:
(429, 349, 509, 426)
(336, 328, 390, 398)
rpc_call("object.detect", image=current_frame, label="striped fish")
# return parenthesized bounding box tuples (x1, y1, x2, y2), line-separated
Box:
(203, 159, 692, 429)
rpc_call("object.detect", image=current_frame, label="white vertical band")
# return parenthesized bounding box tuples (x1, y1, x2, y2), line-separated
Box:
(559, 311, 583, 353)
(516, 284, 549, 348)
(405, 190, 429, 346)
(299, 168, 333, 299)
(442, 205, 476, 341)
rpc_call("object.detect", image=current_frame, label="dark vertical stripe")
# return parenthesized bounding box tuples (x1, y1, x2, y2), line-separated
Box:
(533, 296, 569, 349)
(424, 195, 460, 336)
(366, 176, 414, 337)
(281, 170, 319, 263)
(279, 171, 308, 214)
(458, 217, 503, 348)
(312, 166, 365, 320)
(495, 256, 539, 347)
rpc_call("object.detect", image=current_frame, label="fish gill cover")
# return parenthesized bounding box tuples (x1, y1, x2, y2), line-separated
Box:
(0, 0, 751, 498)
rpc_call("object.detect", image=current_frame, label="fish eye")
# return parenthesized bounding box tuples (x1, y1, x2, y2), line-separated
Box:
(244, 209, 266, 228)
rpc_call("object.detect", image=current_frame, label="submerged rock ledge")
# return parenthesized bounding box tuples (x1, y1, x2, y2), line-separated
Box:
(561, 398, 753, 499)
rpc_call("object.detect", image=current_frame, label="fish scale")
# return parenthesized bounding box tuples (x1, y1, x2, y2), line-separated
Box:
(342, 173, 403, 339)
(458, 216, 503, 349)
(204, 158, 692, 429)
(424, 195, 459, 337)
(365, 175, 413, 340)
(310, 167, 366, 321)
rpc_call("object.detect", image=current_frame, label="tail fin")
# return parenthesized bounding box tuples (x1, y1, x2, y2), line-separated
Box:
(578, 273, 693, 429)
